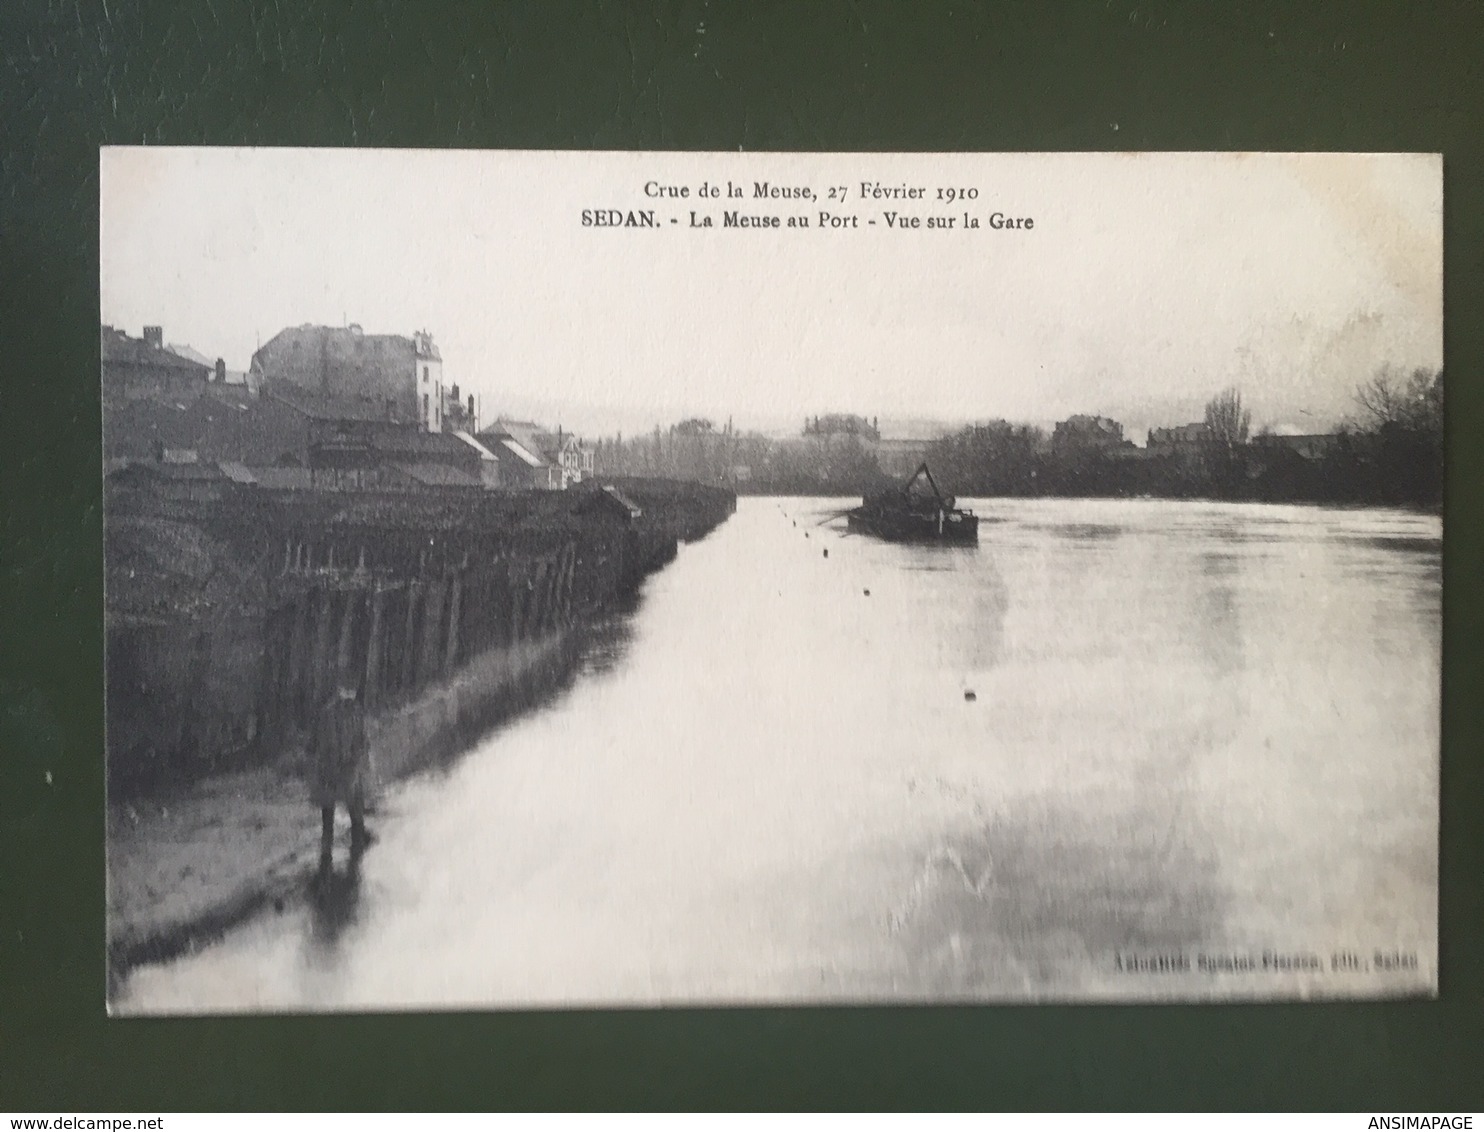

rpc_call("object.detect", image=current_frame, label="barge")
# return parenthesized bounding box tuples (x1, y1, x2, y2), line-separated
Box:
(845, 463, 979, 545)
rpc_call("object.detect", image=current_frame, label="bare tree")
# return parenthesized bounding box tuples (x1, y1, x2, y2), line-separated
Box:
(1355, 366, 1442, 432)
(1204, 387, 1252, 448)
(1355, 369, 1406, 429)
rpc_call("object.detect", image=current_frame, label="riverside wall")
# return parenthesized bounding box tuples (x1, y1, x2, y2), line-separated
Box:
(104, 479, 735, 797)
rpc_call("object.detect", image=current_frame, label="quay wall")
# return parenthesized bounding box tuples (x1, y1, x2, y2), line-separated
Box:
(105, 479, 735, 797)
(367, 630, 575, 784)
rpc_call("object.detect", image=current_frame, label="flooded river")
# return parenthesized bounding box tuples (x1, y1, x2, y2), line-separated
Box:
(118, 496, 1440, 1011)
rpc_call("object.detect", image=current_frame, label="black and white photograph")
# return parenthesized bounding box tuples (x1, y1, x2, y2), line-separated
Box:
(101, 148, 1442, 1013)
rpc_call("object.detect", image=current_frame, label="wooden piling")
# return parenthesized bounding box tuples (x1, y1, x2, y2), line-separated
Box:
(419, 576, 446, 683)
(444, 570, 463, 672)
(363, 584, 385, 709)
(401, 580, 422, 694)
(286, 591, 311, 725)
(334, 586, 357, 689)
(308, 585, 335, 712)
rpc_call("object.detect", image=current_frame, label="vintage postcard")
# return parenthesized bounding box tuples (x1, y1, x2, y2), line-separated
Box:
(101, 149, 1441, 1012)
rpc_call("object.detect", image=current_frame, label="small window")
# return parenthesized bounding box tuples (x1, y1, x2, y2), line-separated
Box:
(423, 393, 429, 415)
(423, 366, 429, 382)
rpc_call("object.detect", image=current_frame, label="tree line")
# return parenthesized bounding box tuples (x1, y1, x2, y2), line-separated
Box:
(591, 369, 1443, 509)
(923, 372, 1441, 508)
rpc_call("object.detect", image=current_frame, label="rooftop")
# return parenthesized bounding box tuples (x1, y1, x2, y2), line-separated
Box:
(391, 463, 483, 488)
(480, 421, 553, 466)
(451, 430, 499, 462)
(101, 327, 210, 372)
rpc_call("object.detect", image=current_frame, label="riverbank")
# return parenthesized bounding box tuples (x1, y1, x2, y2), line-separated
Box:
(107, 765, 321, 979)
(108, 628, 581, 981)
(105, 479, 735, 985)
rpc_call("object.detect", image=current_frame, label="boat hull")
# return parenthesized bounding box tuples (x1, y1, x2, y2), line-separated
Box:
(846, 509, 979, 545)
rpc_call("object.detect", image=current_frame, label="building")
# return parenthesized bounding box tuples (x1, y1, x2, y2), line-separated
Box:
(570, 482, 644, 525)
(476, 420, 591, 489)
(103, 398, 208, 463)
(309, 413, 490, 491)
(803, 413, 880, 442)
(451, 430, 502, 488)
(873, 419, 955, 478)
(168, 343, 257, 393)
(255, 384, 410, 476)
(799, 412, 896, 483)
(104, 381, 499, 494)
(184, 383, 496, 491)
(481, 426, 558, 489)
(249, 323, 447, 432)
(102, 325, 211, 410)
(545, 430, 595, 485)
(1052, 415, 1127, 450)
(440, 383, 479, 433)
(1147, 422, 1209, 453)
(105, 458, 232, 503)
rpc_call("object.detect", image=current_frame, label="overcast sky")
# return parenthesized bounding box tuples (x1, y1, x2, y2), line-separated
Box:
(101, 149, 1441, 440)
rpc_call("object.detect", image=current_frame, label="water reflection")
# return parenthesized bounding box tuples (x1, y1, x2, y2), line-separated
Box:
(1196, 549, 1243, 680)
(888, 785, 1224, 995)
(577, 594, 641, 678)
(1352, 535, 1442, 555)
(1050, 522, 1125, 542)
(307, 852, 364, 951)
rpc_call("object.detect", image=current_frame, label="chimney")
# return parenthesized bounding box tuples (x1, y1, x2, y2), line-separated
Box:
(215, 358, 226, 382)
(143, 326, 163, 349)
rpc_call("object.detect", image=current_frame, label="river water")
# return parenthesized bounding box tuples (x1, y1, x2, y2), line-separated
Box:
(118, 496, 1440, 1011)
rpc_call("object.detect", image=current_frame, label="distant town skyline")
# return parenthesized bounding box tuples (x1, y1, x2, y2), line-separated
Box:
(101, 149, 1441, 441)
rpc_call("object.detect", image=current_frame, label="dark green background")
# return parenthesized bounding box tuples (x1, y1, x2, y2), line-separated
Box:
(2, 0, 1480, 1110)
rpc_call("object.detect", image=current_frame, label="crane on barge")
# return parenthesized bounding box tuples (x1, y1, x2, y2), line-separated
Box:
(838, 463, 979, 545)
